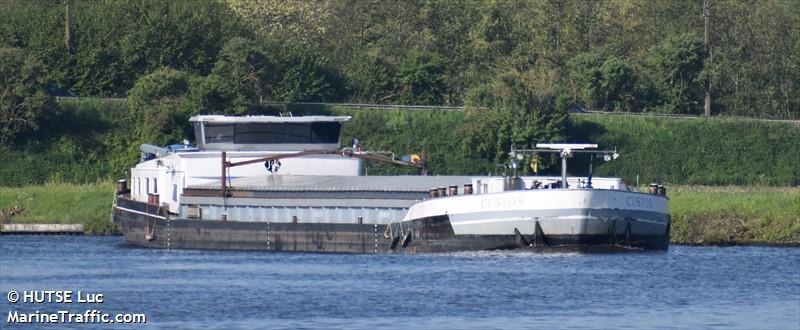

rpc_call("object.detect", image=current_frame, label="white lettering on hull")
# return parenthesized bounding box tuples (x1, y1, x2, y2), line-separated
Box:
(625, 196, 654, 210)
(479, 196, 524, 210)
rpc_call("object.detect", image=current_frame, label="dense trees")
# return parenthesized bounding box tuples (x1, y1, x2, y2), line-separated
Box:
(127, 68, 198, 145)
(464, 71, 568, 165)
(567, 51, 637, 112)
(642, 33, 708, 114)
(395, 52, 447, 105)
(1, 0, 244, 97)
(1, 0, 796, 119)
(0, 48, 54, 145)
(1, 0, 798, 185)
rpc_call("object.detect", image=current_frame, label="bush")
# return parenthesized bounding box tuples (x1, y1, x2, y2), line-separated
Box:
(2, 99, 798, 187)
(569, 114, 800, 186)
(127, 67, 199, 146)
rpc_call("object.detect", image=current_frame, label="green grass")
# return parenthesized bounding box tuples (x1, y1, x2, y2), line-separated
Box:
(1, 183, 798, 245)
(668, 186, 800, 245)
(0, 183, 118, 234)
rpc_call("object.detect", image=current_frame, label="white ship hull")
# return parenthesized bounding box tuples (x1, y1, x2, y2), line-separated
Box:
(401, 188, 670, 251)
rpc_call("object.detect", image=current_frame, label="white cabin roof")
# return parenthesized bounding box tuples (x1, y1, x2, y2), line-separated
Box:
(189, 115, 351, 124)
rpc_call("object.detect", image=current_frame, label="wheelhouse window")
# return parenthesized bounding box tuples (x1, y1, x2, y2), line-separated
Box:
(203, 122, 341, 144)
(204, 124, 234, 143)
(308, 123, 341, 143)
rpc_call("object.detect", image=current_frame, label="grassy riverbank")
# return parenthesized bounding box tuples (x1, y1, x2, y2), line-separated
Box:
(0, 183, 118, 234)
(1, 183, 798, 244)
(668, 186, 800, 246)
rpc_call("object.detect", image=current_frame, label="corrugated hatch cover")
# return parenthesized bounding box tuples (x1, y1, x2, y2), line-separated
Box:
(188, 175, 476, 193)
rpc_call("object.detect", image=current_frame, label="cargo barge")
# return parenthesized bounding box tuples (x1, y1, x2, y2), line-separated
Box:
(112, 115, 670, 253)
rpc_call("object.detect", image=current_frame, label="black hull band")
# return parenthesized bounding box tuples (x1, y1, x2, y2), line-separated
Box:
(401, 215, 669, 252)
(113, 198, 669, 253)
(114, 208, 390, 253)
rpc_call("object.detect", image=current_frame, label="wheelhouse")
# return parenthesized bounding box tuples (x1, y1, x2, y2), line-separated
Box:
(190, 115, 351, 151)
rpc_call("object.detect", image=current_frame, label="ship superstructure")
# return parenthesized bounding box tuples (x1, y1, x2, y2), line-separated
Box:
(113, 115, 670, 252)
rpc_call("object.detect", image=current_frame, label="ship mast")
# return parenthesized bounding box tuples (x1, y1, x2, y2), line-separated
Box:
(510, 143, 618, 189)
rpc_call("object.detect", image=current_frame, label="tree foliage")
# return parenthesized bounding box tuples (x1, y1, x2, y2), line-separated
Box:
(1, 0, 797, 118)
(642, 33, 707, 114)
(463, 71, 568, 166)
(127, 67, 198, 145)
(395, 52, 447, 105)
(0, 0, 244, 97)
(271, 45, 343, 103)
(0, 48, 54, 146)
(226, 0, 331, 44)
(346, 54, 395, 103)
(567, 50, 637, 112)
(208, 37, 272, 113)
(2, 0, 799, 188)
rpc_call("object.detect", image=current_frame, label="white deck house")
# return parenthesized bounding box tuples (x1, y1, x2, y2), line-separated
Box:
(129, 115, 361, 213)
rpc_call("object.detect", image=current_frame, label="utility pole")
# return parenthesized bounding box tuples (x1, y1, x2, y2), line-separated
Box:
(65, 0, 72, 53)
(703, 0, 711, 117)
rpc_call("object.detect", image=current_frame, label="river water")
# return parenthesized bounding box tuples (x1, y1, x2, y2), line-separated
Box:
(1, 235, 798, 329)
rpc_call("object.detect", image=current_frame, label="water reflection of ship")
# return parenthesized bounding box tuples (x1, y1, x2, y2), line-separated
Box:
(112, 115, 670, 252)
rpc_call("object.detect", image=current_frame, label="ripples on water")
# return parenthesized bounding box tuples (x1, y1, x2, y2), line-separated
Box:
(1, 236, 798, 329)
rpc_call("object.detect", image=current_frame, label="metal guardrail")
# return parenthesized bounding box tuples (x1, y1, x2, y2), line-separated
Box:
(262, 101, 488, 112)
(55, 96, 127, 102)
(576, 110, 800, 124)
(53, 97, 797, 122)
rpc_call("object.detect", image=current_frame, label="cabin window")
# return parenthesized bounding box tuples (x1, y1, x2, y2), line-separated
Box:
(204, 124, 234, 143)
(146, 178, 150, 194)
(172, 184, 178, 201)
(309, 123, 341, 143)
(193, 122, 204, 146)
(153, 178, 158, 193)
(233, 122, 341, 144)
(202, 122, 341, 145)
